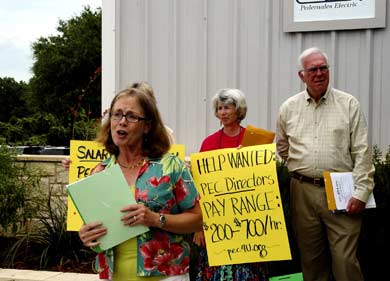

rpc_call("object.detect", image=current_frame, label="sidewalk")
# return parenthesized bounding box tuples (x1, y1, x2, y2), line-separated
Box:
(0, 269, 99, 281)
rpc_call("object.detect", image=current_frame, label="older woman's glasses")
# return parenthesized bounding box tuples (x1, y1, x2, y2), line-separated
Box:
(110, 111, 147, 123)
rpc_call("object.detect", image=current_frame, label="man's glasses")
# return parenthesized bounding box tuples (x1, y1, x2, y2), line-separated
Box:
(110, 111, 147, 123)
(303, 65, 329, 74)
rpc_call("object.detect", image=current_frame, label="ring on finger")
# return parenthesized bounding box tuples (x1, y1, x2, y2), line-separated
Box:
(133, 215, 137, 221)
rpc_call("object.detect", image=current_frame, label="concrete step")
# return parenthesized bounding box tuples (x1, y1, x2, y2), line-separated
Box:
(0, 269, 99, 281)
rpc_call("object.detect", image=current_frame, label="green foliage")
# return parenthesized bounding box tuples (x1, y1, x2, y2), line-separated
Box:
(276, 160, 291, 211)
(268, 160, 301, 276)
(0, 78, 31, 122)
(5, 186, 95, 271)
(359, 146, 390, 280)
(0, 7, 102, 146)
(0, 113, 67, 146)
(72, 108, 100, 141)
(0, 108, 99, 146)
(0, 143, 95, 271)
(29, 7, 102, 144)
(372, 145, 390, 208)
(0, 145, 41, 233)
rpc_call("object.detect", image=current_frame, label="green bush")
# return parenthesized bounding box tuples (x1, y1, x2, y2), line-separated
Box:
(372, 145, 390, 208)
(0, 110, 99, 146)
(358, 145, 390, 280)
(72, 108, 99, 141)
(0, 113, 67, 146)
(267, 160, 301, 277)
(0, 145, 41, 233)
(5, 186, 95, 271)
(0, 142, 94, 271)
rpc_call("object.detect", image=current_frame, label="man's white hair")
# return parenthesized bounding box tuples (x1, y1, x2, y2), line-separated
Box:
(298, 47, 329, 69)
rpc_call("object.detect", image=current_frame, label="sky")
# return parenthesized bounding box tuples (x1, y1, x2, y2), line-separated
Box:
(0, 0, 102, 83)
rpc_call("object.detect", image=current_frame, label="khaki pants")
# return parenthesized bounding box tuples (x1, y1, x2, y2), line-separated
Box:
(290, 178, 363, 281)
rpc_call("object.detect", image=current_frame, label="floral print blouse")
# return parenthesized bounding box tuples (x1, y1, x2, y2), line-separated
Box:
(94, 153, 200, 279)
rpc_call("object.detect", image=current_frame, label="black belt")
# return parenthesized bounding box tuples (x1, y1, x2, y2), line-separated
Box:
(291, 172, 325, 187)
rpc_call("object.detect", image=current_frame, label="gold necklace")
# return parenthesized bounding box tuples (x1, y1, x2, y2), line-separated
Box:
(117, 158, 145, 169)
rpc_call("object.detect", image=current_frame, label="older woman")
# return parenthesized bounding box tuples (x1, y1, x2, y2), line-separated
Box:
(194, 88, 268, 281)
(199, 88, 247, 151)
(79, 87, 202, 281)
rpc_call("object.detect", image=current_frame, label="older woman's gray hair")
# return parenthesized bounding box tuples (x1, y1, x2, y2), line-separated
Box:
(211, 88, 247, 121)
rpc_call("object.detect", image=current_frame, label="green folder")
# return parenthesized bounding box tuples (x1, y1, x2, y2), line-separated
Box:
(66, 164, 149, 252)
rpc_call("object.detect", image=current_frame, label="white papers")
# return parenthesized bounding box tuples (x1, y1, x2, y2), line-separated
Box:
(330, 172, 376, 210)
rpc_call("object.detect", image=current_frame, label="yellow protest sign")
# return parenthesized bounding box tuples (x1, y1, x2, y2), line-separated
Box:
(66, 141, 186, 231)
(66, 140, 109, 231)
(169, 144, 185, 160)
(190, 143, 291, 266)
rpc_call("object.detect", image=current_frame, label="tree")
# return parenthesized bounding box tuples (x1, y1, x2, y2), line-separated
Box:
(0, 77, 30, 122)
(29, 6, 101, 145)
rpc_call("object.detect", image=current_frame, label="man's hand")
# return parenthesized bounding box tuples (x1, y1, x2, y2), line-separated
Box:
(346, 197, 366, 215)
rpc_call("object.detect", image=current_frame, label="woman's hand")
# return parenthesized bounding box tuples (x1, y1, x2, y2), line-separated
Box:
(120, 203, 159, 228)
(79, 222, 107, 248)
(184, 160, 192, 171)
(193, 230, 206, 247)
(61, 158, 71, 170)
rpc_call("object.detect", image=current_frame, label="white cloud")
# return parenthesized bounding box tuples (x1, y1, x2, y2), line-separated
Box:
(0, 0, 101, 82)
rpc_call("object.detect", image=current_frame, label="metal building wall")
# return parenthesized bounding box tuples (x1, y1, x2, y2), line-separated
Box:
(102, 0, 390, 155)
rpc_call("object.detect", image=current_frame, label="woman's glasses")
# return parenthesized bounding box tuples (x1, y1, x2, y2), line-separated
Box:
(110, 111, 147, 123)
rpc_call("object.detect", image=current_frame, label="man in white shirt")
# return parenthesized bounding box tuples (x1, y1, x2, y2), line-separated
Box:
(276, 47, 374, 281)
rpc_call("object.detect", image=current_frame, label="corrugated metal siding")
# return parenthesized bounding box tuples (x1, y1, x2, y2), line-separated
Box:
(102, 0, 390, 155)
